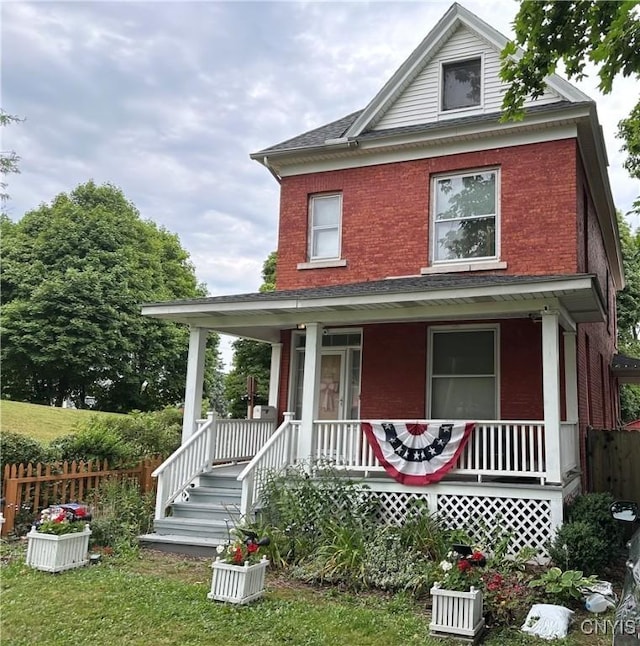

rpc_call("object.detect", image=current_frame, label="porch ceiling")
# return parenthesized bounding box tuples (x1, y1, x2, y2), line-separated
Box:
(141, 274, 605, 343)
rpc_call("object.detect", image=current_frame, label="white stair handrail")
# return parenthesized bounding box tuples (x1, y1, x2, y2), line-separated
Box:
(237, 413, 297, 517)
(152, 413, 215, 520)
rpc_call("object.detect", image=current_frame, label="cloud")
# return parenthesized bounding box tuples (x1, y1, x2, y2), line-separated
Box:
(3, 0, 637, 303)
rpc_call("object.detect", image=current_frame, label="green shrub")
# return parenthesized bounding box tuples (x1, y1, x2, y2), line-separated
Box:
(50, 427, 132, 465)
(482, 570, 538, 627)
(548, 520, 611, 574)
(548, 493, 624, 575)
(398, 500, 451, 561)
(362, 525, 436, 595)
(567, 492, 622, 546)
(259, 463, 377, 566)
(0, 432, 50, 471)
(88, 477, 155, 557)
(48, 407, 182, 466)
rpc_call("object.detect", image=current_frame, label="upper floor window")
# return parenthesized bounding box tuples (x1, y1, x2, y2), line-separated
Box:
(441, 58, 481, 112)
(309, 193, 341, 261)
(432, 169, 499, 263)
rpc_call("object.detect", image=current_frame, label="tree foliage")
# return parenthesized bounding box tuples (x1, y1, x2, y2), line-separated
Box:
(1, 110, 22, 206)
(224, 252, 276, 418)
(500, 1, 640, 182)
(617, 213, 640, 422)
(1, 181, 219, 412)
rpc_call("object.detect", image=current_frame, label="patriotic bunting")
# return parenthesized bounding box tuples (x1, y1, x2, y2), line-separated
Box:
(361, 421, 475, 485)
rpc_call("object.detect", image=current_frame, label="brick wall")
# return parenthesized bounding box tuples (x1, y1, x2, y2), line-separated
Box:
(276, 139, 578, 290)
(575, 159, 617, 432)
(278, 320, 549, 421)
(360, 323, 427, 418)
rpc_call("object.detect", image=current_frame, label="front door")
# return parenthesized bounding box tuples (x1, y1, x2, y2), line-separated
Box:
(317, 352, 344, 420)
(291, 330, 362, 420)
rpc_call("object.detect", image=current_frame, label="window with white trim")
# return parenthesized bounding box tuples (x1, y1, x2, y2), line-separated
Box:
(430, 328, 497, 419)
(441, 58, 481, 112)
(432, 169, 499, 263)
(309, 194, 341, 261)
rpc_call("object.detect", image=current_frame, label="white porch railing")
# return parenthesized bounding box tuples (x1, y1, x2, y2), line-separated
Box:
(152, 414, 275, 520)
(311, 420, 549, 482)
(237, 416, 300, 517)
(560, 421, 579, 477)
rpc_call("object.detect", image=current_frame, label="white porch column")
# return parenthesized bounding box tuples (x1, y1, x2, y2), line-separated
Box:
(268, 342, 282, 408)
(542, 311, 562, 484)
(563, 331, 578, 422)
(182, 326, 209, 444)
(299, 323, 322, 462)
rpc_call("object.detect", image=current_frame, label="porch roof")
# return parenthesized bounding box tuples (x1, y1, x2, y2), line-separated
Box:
(142, 273, 604, 343)
(612, 353, 640, 384)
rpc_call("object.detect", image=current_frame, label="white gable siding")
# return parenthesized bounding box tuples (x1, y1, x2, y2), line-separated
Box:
(373, 26, 561, 131)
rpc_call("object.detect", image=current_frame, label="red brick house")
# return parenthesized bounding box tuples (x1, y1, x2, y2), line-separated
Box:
(141, 4, 631, 555)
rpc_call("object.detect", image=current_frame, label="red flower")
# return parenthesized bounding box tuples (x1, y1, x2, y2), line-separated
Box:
(471, 551, 484, 561)
(486, 573, 504, 591)
(232, 546, 244, 564)
(247, 542, 258, 553)
(457, 559, 471, 573)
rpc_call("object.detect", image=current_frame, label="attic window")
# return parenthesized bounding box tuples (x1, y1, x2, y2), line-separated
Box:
(441, 58, 481, 111)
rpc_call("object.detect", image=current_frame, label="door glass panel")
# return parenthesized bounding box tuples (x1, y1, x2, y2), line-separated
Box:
(348, 349, 361, 419)
(317, 354, 342, 420)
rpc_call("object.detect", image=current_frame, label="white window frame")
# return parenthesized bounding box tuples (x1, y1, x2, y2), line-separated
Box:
(438, 55, 484, 116)
(426, 323, 500, 420)
(429, 167, 500, 267)
(308, 193, 342, 262)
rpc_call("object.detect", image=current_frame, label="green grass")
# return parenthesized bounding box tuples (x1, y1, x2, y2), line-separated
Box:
(0, 401, 125, 443)
(0, 546, 614, 646)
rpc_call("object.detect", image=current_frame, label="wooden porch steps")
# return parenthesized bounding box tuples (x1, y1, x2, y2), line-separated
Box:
(139, 463, 245, 557)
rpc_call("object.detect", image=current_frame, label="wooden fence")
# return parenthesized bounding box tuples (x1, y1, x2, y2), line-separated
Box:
(586, 428, 640, 500)
(1, 456, 162, 536)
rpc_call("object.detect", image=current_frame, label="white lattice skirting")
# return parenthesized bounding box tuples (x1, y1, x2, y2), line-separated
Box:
(365, 487, 562, 556)
(26, 525, 91, 573)
(208, 557, 269, 604)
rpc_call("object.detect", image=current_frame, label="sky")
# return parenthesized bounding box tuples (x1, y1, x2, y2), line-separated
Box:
(2, 1, 638, 369)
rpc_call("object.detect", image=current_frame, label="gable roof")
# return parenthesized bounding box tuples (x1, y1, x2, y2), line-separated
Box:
(344, 2, 592, 138)
(251, 2, 593, 160)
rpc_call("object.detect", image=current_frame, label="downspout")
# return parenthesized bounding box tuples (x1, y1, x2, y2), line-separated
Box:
(263, 156, 281, 184)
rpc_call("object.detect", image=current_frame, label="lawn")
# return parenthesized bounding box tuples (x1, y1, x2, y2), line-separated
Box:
(0, 401, 125, 443)
(0, 545, 615, 646)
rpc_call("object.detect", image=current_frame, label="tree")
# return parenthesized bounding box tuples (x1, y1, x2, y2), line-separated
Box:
(1, 110, 22, 206)
(1, 181, 220, 412)
(500, 2, 640, 183)
(224, 252, 276, 418)
(617, 213, 640, 422)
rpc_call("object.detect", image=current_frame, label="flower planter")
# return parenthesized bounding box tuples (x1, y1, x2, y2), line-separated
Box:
(26, 525, 91, 573)
(208, 556, 268, 604)
(429, 585, 484, 642)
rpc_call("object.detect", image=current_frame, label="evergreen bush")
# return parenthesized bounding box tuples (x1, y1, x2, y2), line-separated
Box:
(548, 520, 611, 574)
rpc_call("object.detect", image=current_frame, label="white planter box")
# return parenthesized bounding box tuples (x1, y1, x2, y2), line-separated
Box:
(208, 556, 268, 604)
(26, 525, 91, 573)
(430, 585, 484, 642)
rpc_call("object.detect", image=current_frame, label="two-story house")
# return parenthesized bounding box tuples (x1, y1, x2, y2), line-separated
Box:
(141, 3, 629, 556)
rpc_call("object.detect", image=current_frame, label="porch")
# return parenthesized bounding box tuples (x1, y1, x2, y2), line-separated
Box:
(143, 414, 579, 556)
(140, 273, 603, 554)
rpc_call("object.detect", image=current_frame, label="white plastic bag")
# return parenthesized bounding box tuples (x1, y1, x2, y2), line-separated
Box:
(521, 604, 574, 640)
